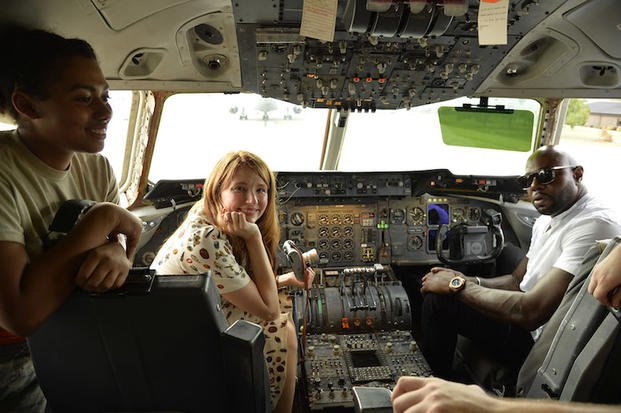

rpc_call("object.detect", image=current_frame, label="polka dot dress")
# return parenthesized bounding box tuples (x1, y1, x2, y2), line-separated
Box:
(153, 208, 289, 407)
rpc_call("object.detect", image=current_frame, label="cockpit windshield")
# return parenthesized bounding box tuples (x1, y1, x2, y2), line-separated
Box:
(150, 93, 327, 181)
(147, 93, 540, 181)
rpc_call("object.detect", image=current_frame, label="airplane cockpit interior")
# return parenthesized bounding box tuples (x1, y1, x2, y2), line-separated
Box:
(2, 0, 621, 412)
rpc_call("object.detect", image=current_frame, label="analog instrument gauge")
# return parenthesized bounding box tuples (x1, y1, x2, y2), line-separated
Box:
(343, 226, 353, 237)
(331, 227, 341, 238)
(390, 208, 406, 224)
(290, 211, 305, 226)
(318, 214, 329, 225)
(452, 208, 465, 223)
(331, 214, 341, 225)
(318, 227, 329, 237)
(331, 239, 341, 250)
(331, 251, 342, 262)
(343, 239, 353, 249)
(408, 207, 425, 225)
(468, 207, 481, 222)
(343, 251, 354, 261)
(318, 239, 329, 250)
(343, 214, 354, 225)
(288, 229, 303, 240)
(408, 235, 423, 250)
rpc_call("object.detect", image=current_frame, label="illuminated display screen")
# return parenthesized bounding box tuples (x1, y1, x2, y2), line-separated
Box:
(427, 204, 450, 251)
(350, 350, 381, 368)
(427, 203, 449, 225)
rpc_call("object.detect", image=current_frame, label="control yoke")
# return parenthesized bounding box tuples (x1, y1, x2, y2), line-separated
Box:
(282, 240, 318, 281)
(436, 208, 504, 265)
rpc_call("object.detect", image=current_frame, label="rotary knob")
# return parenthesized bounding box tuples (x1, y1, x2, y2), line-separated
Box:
(333, 344, 341, 355)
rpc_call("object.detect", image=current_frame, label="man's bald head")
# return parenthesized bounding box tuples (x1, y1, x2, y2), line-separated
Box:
(527, 146, 578, 169)
(523, 146, 585, 216)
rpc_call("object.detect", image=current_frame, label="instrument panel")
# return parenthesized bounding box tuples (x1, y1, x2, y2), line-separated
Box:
(137, 171, 523, 269)
(233, 0, 568, 111)
(302, 331, 430, 410)
(279, 194, 501, 268)
(293, 265, 431, 411)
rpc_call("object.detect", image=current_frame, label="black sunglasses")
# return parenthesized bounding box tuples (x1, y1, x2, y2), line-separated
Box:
(517, 165, 577, 189)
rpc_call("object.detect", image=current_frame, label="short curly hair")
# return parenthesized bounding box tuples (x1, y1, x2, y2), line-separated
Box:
(0, 25, 97, 123)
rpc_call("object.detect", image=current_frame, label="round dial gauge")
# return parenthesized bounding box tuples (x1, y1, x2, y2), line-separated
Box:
(408, 235, 423, 250)
(318, 227, 329, 237)
(452, 208, 465, 223)
(468, 207, 481, 222)
(290, 211, 305, 226)
(390, 208, 406, 224)
(408, 207, 425, 225)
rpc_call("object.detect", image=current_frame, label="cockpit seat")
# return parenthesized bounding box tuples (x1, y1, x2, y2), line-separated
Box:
(457, 238, 621, 401)
(28, 272, 270, 413)
(522, 237, 621, 403)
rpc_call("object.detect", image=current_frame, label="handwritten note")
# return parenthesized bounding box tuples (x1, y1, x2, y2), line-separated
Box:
(478, 0, 509, 45)
(300, 0, 338, 42)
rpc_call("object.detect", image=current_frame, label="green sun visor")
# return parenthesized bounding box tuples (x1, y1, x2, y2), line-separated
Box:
(438, 103, 534, 152)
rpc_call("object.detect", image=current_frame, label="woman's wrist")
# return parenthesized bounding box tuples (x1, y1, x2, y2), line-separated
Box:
(242, 227, 262, 243)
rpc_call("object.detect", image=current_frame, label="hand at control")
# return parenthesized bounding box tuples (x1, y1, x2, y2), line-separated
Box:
(278, 267, 315, 289)
(392, 376, 492, 413)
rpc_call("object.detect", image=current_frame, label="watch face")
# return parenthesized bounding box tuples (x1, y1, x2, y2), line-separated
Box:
(449, 276, 465, 292)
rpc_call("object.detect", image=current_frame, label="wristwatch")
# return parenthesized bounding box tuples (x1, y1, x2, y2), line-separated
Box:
(449, 276, 466, 294)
